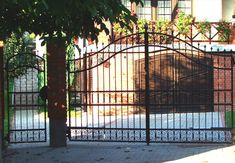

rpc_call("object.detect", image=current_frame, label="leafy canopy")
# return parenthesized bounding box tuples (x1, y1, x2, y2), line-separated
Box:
(0, 0, 143, 42)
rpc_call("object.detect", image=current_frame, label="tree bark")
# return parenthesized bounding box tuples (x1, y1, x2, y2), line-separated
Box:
(47, 41, 67, 147)
(0, 44, 4, 162)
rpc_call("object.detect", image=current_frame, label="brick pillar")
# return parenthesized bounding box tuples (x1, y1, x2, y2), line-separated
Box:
(0, 41, 4, 162)
(47, 41, 67, 147)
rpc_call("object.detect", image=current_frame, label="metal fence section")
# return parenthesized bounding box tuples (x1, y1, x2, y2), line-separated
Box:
(67, 27, 234, 143)
(5, 53, 47, 143)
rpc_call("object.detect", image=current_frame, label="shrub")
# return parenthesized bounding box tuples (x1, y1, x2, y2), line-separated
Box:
(197, 20, 211, 35)
(174, 11, 194, 36)
(217, 20, 231, 42)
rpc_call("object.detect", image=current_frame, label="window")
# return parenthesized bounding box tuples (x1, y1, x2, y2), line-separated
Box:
(157, 0, 172, 20)
(121, 0, 192, 21)
(121, 0, 131, 10)
(136, 0, 152, 20)
(178, 0, 192, 15)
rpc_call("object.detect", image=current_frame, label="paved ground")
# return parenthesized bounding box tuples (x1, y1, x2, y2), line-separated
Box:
(3, 142, 235, 163)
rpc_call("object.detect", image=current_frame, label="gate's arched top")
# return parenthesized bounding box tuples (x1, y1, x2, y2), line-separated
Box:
(6, 52, 45, 74)
(68, 31, 234, 73)
(74, 32, 234, 60)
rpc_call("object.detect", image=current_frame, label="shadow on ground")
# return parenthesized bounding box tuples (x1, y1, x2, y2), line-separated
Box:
(3, 142, 235, 163)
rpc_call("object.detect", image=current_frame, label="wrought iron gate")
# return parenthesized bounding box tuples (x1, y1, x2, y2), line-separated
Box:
(67, 28, 234, 143)
(5, 53, 47, 143)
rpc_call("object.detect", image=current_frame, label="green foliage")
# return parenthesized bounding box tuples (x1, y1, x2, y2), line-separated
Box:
(137, 19, 149, 33)
(174, 11, 194, 36)
(155, 19, 171, 33)
(113, 19, 173, 43)
(113, 19, 150, 35)
(154, 19, 172, 43)
(225, 111, 235, 128)
(3, 79, 13, 146)
(197, 20, 211, 34)
(112, 19, 147, 42)
(37, 54, 46, 90)
(66, 41, 75, 87)
(0, 0, 143, 43)
(4, 32, 36, 78)
(113, 22, 132, 35)
(217, 20, 232, 42)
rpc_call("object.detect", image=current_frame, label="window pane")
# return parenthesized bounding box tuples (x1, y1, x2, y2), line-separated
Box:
(136, 0, 152, 20)
(121, 0, 131, 10)
(178, 0, 192, 14)
(157, 0, 172, 20)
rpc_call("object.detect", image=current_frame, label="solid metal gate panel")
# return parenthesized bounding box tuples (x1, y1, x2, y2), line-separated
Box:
(67, 28, 234, 143)
(135, 51, 213, 113)
(6, 53, 47, 143)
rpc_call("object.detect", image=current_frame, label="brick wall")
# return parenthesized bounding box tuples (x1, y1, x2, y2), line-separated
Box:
(213, 54, 234, 112)
(230, 28, 235, 44)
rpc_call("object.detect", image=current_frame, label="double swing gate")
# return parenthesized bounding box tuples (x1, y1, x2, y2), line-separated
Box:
(68, 27, 235, 143)
(4, 28, 234, 144)
(5, 53, 47, 143)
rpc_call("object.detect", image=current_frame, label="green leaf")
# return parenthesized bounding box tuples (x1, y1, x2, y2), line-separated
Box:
(41, 0, 48, 9)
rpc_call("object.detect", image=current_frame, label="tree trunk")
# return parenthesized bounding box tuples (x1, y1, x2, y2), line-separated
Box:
(47, 40, 67, 147)
(0, 44, 4, 162)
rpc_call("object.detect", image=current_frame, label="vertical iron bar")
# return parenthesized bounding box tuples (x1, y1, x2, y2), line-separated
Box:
(138, 40, 141, 140)
(144, 24, 150, 145)
(67, 60, 71, 140)
(6, 64, 10, 142)
(96, 52, 100, 139)
(173, 51, 176, 141)
(31, 67, 34, 142)
(153, 33, 157, 142)
(43, 57, 47, 142)
(102, 50, 105, 140)
(26, 65, 28, 142)
(84, 52, 88, 113)
(20, 68, 22, 142)
(114, 48, 117, 140)
(210, 49, 214, 142)
(108, 47, 111, 140)
(78, 56, 81, 139)
(120, 47, 123, 141)
(84, 52, 88, 140)
(131, 38, 136, 141)
(160, 39, 163, 141)
(126, 45, 129, 141)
